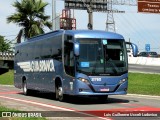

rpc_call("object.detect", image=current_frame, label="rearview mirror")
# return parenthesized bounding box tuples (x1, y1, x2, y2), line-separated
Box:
(131, 43, 138, 57)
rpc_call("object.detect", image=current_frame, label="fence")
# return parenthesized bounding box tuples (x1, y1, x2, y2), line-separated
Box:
(128, 57, 160, 66)
(0, 52, 14, 60)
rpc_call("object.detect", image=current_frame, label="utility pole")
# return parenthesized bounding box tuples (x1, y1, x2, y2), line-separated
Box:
(81, 0, 93, 30)
(87, 0, 93, 30)
(52, 0, 56, 31)
(105, 0, 137, 32)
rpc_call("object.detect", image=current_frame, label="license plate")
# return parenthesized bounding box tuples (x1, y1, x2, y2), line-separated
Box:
(100, 88, 109, 92)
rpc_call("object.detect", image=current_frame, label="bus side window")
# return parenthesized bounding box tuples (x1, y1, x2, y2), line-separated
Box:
(51, 48, 62, 61)
(34, 42, 42, 60)
(51, 36, 62, 61)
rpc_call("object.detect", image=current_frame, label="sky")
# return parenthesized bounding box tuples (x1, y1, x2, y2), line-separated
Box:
(0, 0, 160, 53)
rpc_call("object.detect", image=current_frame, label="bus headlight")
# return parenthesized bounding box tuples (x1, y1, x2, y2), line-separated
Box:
(78, 78, 89, 84)
(119, 78, 127, 85)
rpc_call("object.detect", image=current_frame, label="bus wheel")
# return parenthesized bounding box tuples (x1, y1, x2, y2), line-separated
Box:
(22, 80, 30, 95)
(56, 86, 64, 101)
(23, 80, 27, 95)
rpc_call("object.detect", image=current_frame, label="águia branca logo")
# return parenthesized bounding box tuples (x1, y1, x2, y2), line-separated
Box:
(17, 60, 55, 72)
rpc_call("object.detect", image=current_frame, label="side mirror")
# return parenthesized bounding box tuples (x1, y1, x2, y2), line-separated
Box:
(74, 42, 79, 57)
(131, 43, 138, 57)
(15, 50, 19, 56)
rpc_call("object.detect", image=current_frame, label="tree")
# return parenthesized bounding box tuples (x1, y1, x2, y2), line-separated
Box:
(7, 0, 52, 43)
(0, 36, 11, 52)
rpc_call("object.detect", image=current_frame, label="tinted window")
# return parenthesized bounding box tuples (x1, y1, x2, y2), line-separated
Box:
(77, 39, 127, 76)
(150, 52, 157, 55)
(64, 40, 75, 76)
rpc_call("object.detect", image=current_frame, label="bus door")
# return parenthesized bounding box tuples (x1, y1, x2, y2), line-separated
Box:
(63, 39, 75, 94)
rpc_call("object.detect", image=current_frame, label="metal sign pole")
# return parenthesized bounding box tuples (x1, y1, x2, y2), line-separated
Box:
(52, 0, 56, 31)
(87, 8, 93, 30)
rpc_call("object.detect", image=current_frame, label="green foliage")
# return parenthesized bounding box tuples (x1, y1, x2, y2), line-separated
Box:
(128, 73, 160, 96)
(7, 0, 52, 41)
(0, 36, 11, 52)
(0, 70, 14, 85)
(0, 105, 17, 111)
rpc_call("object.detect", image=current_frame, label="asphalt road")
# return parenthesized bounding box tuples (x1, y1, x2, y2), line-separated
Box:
(0, 85, 160, 120)
(129, 64, 160, 74)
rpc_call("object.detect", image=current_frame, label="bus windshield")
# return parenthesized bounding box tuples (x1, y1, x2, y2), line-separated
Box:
(76, 38, 128, 76)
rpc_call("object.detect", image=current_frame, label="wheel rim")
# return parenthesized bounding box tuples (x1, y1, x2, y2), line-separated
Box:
(23, 81, 27, 94)
(58, 87, 63, 101)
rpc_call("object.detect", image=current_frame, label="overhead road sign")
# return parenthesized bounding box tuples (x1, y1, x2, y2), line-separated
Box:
(65, 0, 125, 13)
(64, 0, 125, 30)
(138, 0, 160, 13)
(65, 0, 108, 12)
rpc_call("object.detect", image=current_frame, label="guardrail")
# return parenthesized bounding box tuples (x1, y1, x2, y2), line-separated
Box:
(0, 52, 14, 60)
(128, 57, 160, 66)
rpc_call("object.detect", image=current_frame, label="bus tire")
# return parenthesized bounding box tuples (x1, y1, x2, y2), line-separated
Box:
(22, 80, 30, 95)
(56, 86, 64, 102)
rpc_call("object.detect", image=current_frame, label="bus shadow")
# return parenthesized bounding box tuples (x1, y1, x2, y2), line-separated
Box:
(64, 96, 130, 105)
(19, 91, 131, 105)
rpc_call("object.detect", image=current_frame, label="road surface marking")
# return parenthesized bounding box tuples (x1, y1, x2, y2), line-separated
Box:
(0, 95, 111, 120)
(0, 91, 20, 95)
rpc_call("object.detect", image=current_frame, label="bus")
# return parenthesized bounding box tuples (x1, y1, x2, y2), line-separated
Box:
(14, 30, 138, 101)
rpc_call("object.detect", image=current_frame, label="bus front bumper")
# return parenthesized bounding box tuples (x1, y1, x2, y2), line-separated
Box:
(73, 81, 128, 96)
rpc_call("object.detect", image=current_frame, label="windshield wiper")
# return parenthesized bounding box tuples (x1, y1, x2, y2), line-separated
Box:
(106, 59, 118, 74)
(92, 57, 100, 74)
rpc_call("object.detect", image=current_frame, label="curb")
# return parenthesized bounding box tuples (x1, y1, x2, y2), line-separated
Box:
(129, 71, 160, 74)
(127, 93, 160, 98)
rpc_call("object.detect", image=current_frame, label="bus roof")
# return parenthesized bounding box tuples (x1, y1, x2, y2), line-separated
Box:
(65, 30, 124, 39)
(16, 30, 124, 47)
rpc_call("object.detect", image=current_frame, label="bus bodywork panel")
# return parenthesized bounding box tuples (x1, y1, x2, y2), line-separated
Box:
(74, 73, 128, 95)
(14, 31, 63, 92)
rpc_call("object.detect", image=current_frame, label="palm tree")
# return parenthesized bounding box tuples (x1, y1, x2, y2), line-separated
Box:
(7, 0, 52, 43)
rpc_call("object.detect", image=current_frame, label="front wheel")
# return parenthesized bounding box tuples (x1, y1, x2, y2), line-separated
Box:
(56, 86, 64, 102)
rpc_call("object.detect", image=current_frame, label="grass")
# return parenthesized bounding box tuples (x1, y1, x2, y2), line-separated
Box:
(128, 73, 160, 96)
(0, 70, 14, 85)
(0, 105, 46, 120)
(0, 105, 16, 111)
